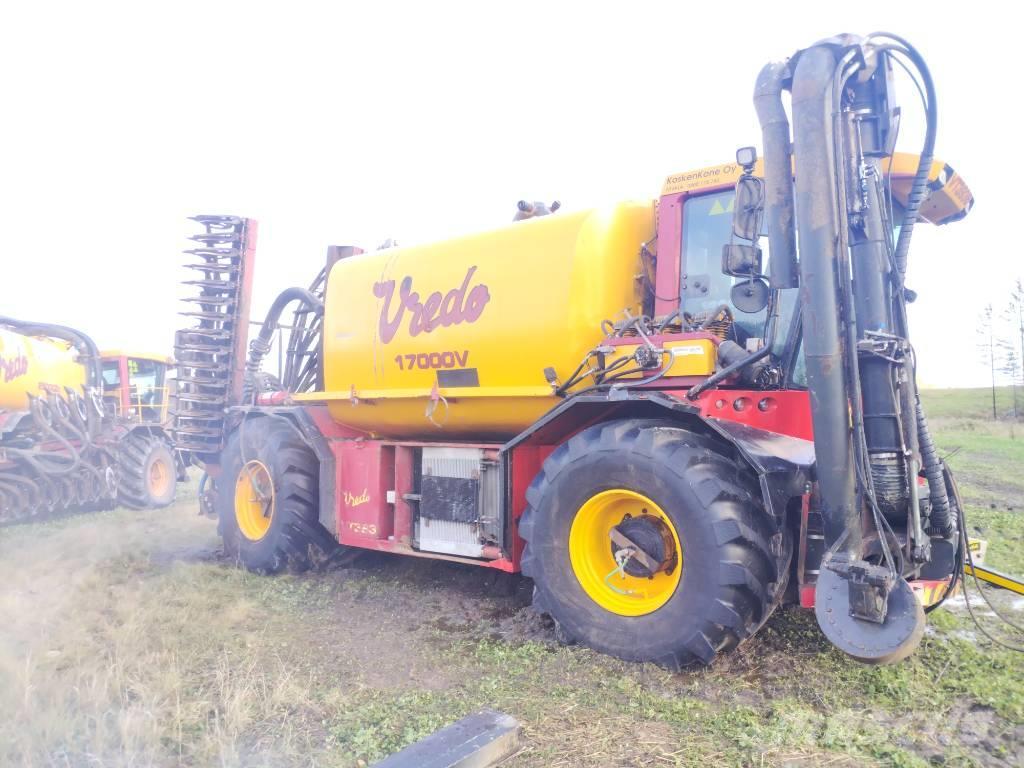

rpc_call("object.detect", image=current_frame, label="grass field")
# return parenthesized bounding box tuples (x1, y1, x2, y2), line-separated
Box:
(1, 389, 1022, 767)
(920, 386, 1024, 424)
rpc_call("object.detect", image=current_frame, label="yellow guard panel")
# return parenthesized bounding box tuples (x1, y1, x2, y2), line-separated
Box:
(317, 203, 652, 438)
(0, 327, 86, 411)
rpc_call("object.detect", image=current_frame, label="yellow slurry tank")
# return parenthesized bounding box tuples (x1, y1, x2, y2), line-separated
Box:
(318, 203, 654, 437)
(0, 327, 86, 411)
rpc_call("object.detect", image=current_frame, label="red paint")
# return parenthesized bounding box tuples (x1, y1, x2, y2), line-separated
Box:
(255, 391, 290, 406)
(686, 387, 814, 441)
(799, 583, 816, 608)
(654, 184, 736, 317)
(373, 265, 490, 343)
(337, 441, 394, 544)
(116, 356, 131, 415)
(800, 578, 952, 609)
(507, 444, 554, 566)
(229, 220, 259, 407)
(654, 193, 684, 317)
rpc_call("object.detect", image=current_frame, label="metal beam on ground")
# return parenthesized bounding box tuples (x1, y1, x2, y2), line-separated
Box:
(371, 709, 522, 768)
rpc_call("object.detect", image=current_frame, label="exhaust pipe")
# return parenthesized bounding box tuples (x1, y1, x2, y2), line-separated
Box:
(779, 37, 926, 663)
(788, 44, 861, 560)
(754, 62, 798, 290)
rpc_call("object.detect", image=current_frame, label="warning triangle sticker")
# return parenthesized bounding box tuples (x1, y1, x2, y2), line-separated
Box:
(708, 196, 735, 216)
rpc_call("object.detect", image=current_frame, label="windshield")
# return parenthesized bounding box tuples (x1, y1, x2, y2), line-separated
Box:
(128, 358, 167, 418)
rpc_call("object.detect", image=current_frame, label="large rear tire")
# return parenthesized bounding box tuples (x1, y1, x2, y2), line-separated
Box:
(216, 416, 341, 574)
(118, 433, 177, 509)
(519, 419, 788, 669)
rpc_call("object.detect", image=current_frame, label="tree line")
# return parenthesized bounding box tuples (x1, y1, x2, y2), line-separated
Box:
(978, 278, 1024, 420)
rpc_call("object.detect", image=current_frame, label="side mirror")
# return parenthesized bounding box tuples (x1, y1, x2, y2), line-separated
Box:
(721, 147, 767, 314)
(722, 243, 763, 277)
(731, 174, 764, 241)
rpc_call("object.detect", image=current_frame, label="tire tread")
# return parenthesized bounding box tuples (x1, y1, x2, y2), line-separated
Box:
(520, 418, 786, 668)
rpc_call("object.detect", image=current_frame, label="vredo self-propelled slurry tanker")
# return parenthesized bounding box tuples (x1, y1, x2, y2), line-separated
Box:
(174, 33, 975, 666)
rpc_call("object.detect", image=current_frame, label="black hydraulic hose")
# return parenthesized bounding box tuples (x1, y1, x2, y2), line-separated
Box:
(0, 316, 103, 389)
(686, 344, 771, 400)
(917, 402, 952, 535)
(924, 496, 962, 614)
(868, 33, 937, 279)
(245, 287, 324, 397)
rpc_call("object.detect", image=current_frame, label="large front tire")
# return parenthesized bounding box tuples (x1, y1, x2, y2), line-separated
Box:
(519, 419, 788, 669)
(216, 416, 338, 573)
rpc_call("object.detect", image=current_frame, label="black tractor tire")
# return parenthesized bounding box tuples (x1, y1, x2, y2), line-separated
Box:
(118, 433, 177, 509)
(519, 418, 788, 669)
(216, 416, 342, 574)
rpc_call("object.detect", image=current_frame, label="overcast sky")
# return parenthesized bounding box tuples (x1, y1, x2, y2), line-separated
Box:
(0, 2, 1015, 387)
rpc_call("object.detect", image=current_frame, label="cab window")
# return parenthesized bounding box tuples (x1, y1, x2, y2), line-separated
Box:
(680, 189, 768, 342)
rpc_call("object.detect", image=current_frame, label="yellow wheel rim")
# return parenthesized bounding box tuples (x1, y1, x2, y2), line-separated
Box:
(234, 460, 275, 541)
(148, 456, 171, 498)
(569, 489, 682, 616)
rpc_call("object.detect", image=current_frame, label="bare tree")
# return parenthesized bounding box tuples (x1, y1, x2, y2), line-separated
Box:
(1000, 341, 1021, 419)
(978, 303, 998, 419)
(1008, 277, 1024, 384)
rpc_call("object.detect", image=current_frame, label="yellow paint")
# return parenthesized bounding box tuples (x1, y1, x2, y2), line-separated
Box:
(348, 521, 378, 536)
(344, 489, 371, 507)
(148, 455, 172, 498)
(568, 489, 682, 616)
(319, 203, 651, 438)
(911, 580, 954, 607)
(604, 338, 717, 380)
(967, 537, 987, 563)
(0, 327, 87, 411)
(234, 460, 275, 541)
(661, 159, 763, 196)
(964, 564, 1024, 596)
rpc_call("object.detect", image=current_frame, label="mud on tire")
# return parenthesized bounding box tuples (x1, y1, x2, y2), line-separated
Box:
(117, 432, 177, 509)
(519, 418, 789, 669)
(216, 416, 340, 574)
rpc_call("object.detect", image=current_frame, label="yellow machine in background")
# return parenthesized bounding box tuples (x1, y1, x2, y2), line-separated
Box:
(0, 319, 181, 522)
(0, 327, 86, 411)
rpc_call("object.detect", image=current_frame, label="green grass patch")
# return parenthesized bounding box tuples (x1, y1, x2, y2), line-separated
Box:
(920, 385, 1024, 422)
